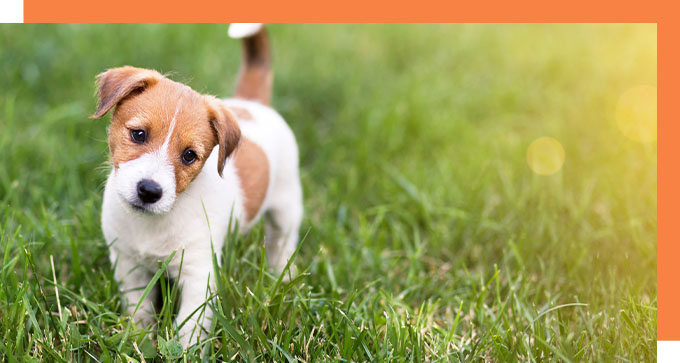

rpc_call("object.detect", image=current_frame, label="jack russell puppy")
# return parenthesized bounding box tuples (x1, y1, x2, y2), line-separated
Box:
(93, 24, 303, 347)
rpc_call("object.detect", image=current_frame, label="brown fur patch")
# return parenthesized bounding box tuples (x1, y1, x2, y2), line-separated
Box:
(209, 101, 242, 177)
(234, 28, 272, 105)
(92, 66, 162, 119)
(233, 138, 270, 221)
(94, 66, 242, 194)
(227, 106, 254, 121)
(235, 67, 272, 105)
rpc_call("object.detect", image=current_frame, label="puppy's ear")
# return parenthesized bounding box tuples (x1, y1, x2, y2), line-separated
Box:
(206, 98, 242, 177)
(91, 66, 162, 119)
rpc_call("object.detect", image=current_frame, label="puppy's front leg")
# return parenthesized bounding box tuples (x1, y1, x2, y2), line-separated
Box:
(175, 263, 214, 348)
(114, 255, 158, 327)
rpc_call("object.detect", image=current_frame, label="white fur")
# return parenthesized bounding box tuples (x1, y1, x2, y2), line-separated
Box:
(228, 23, 263, 39)
(102, 98, 303, 347)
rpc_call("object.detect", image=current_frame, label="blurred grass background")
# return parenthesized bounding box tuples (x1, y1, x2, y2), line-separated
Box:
(0, 24, 656, 361)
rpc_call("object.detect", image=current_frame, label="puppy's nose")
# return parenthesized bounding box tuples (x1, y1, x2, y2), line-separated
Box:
(137, 179, 163, 204)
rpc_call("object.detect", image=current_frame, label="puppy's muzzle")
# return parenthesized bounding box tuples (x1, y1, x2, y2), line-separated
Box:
(137, 179, 163, 204)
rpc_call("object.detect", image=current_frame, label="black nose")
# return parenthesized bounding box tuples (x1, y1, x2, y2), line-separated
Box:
(137, 179, 163, 204)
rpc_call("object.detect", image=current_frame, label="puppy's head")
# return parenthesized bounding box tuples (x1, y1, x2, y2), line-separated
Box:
(92, 66, 241, 214)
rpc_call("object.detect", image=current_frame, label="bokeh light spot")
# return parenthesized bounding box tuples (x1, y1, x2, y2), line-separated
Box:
(527, 137, 565, 176)
(616, 85, 657, 143)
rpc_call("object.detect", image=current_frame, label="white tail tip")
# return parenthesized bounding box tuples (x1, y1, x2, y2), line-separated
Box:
(228, 23, 263, 39)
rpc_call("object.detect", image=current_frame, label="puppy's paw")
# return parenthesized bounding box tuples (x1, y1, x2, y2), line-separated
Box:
(130, 310, 155, 328)
(178, 323, 204, 349)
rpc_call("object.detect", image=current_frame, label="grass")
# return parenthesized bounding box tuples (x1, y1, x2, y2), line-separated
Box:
(0, 24, 656, 361)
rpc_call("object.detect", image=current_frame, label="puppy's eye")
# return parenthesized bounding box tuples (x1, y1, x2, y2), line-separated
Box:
(130, 129, 146, 144)
(181, 149, 197, 165)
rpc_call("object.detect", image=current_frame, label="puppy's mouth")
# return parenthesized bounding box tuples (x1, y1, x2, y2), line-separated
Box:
(125, 200, 152, 214)
(124, 198, 174, 215)
(130, 202, 149, 212)
(124, 199, 160, 215)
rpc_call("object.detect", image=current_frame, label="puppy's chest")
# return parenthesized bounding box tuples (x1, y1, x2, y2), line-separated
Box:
(115, 218, 193, 263)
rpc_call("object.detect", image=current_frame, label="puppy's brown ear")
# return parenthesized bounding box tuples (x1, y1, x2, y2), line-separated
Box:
(207, 98, 242, 176)
(91, 66, 162, 119)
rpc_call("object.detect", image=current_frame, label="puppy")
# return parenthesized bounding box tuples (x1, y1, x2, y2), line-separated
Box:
(93, 24, 303, 347)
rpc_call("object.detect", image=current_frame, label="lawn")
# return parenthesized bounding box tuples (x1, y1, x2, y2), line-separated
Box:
(0, 24, 656, 361)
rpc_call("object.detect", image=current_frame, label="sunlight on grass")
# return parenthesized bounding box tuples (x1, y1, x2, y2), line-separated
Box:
(526, 137, 565, 176)
(616, 85, 657, 143)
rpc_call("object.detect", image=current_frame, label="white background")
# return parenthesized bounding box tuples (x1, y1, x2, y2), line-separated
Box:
(0, 0, 23, 23)
(659, 341, 680, 362)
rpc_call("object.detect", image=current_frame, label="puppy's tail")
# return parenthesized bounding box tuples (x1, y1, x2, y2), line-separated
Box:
(229, 23, 272, 106)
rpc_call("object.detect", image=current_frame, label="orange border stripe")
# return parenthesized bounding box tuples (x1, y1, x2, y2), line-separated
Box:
(658, 18, 676, 340)
(24, 0, 662, 23)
